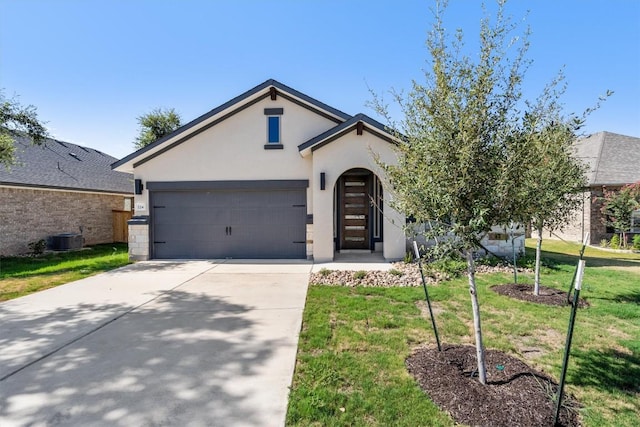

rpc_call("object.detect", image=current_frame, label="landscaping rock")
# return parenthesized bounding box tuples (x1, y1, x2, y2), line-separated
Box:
(310, 262, 531, 287)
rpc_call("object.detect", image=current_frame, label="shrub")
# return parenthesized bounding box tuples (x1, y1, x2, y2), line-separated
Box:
(610, 234, 621, 249)
(318, 268, 332, 277)
(354, 270, 367, 280)
(428, 257, 467, 277)
(404, 251, 414, 263)
(518, 254, 536, 269)
(599, 239, 609, 248)
(389, 268, 404, 277)
(633, 235, 640, 251)
(27, 239, 47, 256)
(478, 255, 504, 267)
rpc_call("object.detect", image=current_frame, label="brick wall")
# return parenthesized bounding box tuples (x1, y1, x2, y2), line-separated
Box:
(588, 186, 612, 245)
(533, 187, 634, 246)
(0, 186, 128, 256)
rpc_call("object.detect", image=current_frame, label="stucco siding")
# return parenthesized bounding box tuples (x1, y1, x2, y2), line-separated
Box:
(310, 129, 404, 261)
(0, 186, 128, 256)
(133, 96, 336, 217)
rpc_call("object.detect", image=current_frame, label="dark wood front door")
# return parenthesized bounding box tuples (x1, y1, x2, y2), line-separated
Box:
(340, 174, 370, 249)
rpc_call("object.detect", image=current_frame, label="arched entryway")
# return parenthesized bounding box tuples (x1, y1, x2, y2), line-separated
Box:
(334, 168, 384, 252)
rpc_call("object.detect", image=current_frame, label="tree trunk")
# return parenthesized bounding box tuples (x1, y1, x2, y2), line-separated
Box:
(534, 223, 543, 296)
(466, 250, 487, 385)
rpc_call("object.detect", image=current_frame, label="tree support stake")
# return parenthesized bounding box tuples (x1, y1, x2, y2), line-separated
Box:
(413, 241, 441, 351)
(554, 259, 585, 426)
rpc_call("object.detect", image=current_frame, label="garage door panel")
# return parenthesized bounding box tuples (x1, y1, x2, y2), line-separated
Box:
(156, 225, 225, 243)
(155, 239, 222, 259)
(151, 188, 306, 259)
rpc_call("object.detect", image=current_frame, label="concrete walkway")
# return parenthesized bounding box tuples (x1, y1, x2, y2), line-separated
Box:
(0, 260, 311, 427)
(312, 251, 395, 272)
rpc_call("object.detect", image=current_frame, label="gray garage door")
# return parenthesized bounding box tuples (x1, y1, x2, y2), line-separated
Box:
(150, 186, 307, 259)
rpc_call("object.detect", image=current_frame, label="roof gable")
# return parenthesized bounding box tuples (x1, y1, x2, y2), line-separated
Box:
(298, 113, 398, 156)
(0, 136, 133, 194)
(112, 79, 352, 171)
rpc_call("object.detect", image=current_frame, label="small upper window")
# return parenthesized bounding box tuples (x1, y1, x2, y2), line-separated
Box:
(268, 116, 280, 143)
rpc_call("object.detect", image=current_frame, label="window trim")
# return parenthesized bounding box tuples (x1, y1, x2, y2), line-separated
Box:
(267, 115, 281, 144)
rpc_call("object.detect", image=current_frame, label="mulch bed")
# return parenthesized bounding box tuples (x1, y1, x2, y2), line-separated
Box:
(406, 345, 580, 426)
(491, 283, 589, 307)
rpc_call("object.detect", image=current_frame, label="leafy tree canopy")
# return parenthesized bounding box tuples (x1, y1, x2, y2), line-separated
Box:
(376, 0, 531, 254)
(600, 182, 640, 248)
(134, 107, 181, 149)
(371, 0, 609, 383)
(0, 91, 48, 168)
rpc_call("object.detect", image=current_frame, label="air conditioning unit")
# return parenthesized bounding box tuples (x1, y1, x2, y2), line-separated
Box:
(51, 233, 84, 251)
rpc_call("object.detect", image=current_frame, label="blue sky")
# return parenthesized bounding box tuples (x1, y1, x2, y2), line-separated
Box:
(1, 0, 638, 159)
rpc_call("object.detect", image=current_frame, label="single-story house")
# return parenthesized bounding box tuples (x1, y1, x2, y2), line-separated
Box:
(550, 131, 640, 245)
(113, 79, 522, 262)
(112, 79, 404, 262)
(0, 136, 134, 256)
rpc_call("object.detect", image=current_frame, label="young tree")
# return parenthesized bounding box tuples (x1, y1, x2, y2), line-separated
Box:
(600, 182, 640, 248)
(527, 128, 586, 295)
(0, 91, 49, 167)
(134, 107, 181, 149)
(374, 0, 533, 385)
(516, 79, 608, 295)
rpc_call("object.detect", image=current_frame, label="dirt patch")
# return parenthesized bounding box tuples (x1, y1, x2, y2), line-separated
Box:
(406, 345, 580, 426)
(606, 326, 631, 340)
(415, 300, 444, 317)
(511, 329, 564, 361)
(491, 283, 589, 307)
(518, 346, 545, 360)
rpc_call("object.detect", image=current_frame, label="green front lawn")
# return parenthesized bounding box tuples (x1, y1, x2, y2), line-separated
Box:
(0, 243, 130, 301)
(287, 240, 640, 426)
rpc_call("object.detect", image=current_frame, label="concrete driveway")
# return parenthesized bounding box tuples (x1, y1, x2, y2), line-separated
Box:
(0, 260, 311, 427)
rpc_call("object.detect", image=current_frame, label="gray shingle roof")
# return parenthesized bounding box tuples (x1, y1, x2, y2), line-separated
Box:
(0, 135, 133, 194)
(574, 131, 640, 186)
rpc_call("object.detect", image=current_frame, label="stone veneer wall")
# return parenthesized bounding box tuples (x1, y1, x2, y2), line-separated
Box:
(480, 234, 525, 258)
(306, 223, 313, 260)
(408, 224, 525, 258)
(128, 222, 150, 261)
(535, 191, 591, 244)
(0, 186, 128, 256)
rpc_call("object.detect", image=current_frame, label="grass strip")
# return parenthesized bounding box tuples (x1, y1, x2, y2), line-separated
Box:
(0, 243, 130, 301)
(287, 240, 640, 426)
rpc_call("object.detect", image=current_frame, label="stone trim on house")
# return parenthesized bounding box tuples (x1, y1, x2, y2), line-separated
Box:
(128, 219, 150, 261)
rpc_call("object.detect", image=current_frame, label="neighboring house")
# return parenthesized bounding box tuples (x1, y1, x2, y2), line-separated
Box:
(0, 136, 134, 256)
(550, 131, 640, 245)
(113, 79, 522, 262)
